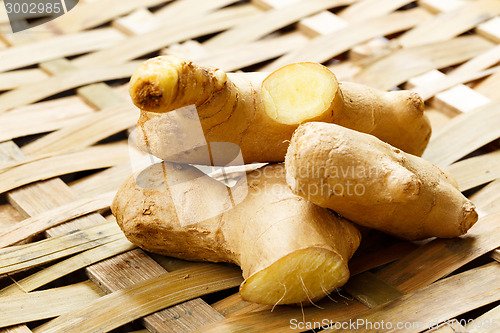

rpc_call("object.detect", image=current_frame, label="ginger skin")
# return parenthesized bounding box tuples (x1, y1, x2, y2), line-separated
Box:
(111, 163, 360, 305)
(129, 56, 431, 164)
(285, 122, 478, 241)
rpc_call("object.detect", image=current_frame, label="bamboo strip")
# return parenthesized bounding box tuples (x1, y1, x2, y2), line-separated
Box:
(0, 325, 32, 333)
(492, 249, 500, 263)
(252, 0, 300, 9)
(324, 263, 500, 333)
(300, 0, 408, 61)
(197, 298, 367, 333)
(153, 0, 240, 25)
(0, 28, 56, 48)
(0, 238, 136, 296)
(0, 281, 104, 328)
(265, 8, 431, 70)
(4, 12, 228, 332)
(162, 40, 209, 59)
(474, 71, 500, 101)
(0, 69, 48, 91)
(477, 16, 500, 43)
(425, 108, 452, 130)
(205, 0, 355, 49)
(69, 161, 141, 199)
(0, 62, 141, 113)
(148, 253, 199, 272)
(44, 0, 170, 33)
(0, 143, 129, 194)
(348, 240, 418, 276)
(447, 150, 500, 192)
(426, 86, 490, 117)
(113, 0, 240, 37)
(0, 3, 9, 24)
(112, 8, 167, 36)
(0, 203, 23, 231)
(39, 58, 76, 73)
(376, 211, 500, 292)
(398, 0, 500, 48)
(4, 157, 225, 332)
(0, 20, 144, 333)
(411, 66, 498, 103)
(0, 28, 125, 73)
(85, 248, 227, 332)
(21, 57, 133, 198)
(8, 179, 114, 234)
(348, 37, 391, 62)
(343, 272, 404, 308)
(0, 191, 116, 248)
(403, 1, 499, 114)
(0, 223, 124, 275)
(0, 97, 93, 142)
(0, 142, 25, 167)
(470, 179, 500, 216)
(21, 103, 139, 156)
(212, 294, 266, 318)
(425, 320, 467, 333)
(354, 36, 494, 90)
(255, 0, 346, 43)
(339, 0, 414, 22)
(413, 79, 492, 117)
(105, 214, 116, 223)
(33, 265, 244, 333)
(77, 83, 127, 110)
(298, 11, 347, 37)
(288, 0, 400, 64)
(85, 249, 170, 293)
(452, 44, 500, 77)
(429, 88, 489, 123)
(196, 32, 309, 72)
(217, 302, 269, 320)
(72, 4, 260, 67)
(423, 83, 485, 117)
(163, 30, 311, 74)
(467, 304, 500, 333)
(140, 298, 229, 332)
(407, 44, 500, 114)
(422, 101, 500, 167)
(113, 0, 242, 35)
(418, 0, 466, 14)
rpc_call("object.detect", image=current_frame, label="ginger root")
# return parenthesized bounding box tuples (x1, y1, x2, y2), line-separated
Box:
(285, 122, 478, 241)
(111, 163, 360, 305)
(129, 56, 431, 164)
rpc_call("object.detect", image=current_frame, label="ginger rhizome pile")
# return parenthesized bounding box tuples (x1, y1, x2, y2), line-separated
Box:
(285, 122, 478, 240)
(111, 56, 478, 306)
(112, 163, 360, 305)
(129, 56, 431, 164)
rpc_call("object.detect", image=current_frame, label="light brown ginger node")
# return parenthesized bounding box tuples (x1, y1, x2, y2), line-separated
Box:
(129, 56, 431, 164)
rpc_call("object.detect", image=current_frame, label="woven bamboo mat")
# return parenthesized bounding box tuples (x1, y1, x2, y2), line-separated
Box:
(0, 0, 499, 332)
